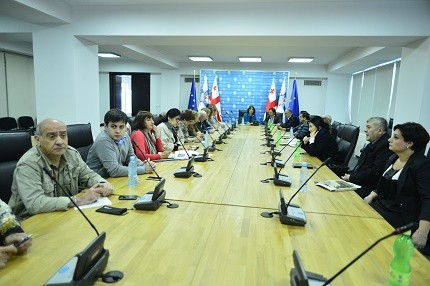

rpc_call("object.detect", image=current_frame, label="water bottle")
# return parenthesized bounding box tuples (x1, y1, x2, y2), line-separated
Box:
(294, 139, 301, 160)
(388, 231, 414, 286)
(289, 127, 294, 139)
(128, 155, 138, 187)
(299, 162, 308, 192)
(205, 130, 209, 148)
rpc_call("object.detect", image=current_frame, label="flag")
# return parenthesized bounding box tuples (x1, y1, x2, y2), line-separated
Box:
(187, 78, 197, 110)
(209, 75, 222, 121)
(198, 74, 209, 110)
(265, 78, 277, 111)
(276, 77, 287, 113)
(288, 79, 300, 117)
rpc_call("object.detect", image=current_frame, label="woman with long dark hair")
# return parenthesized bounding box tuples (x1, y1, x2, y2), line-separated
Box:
(130, 111, 169, 161)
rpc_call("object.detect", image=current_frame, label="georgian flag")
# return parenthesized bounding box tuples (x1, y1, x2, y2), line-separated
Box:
(209, 75, 222, 122)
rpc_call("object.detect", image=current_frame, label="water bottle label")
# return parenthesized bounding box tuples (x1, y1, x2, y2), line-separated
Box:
(389, 269, 410, 286)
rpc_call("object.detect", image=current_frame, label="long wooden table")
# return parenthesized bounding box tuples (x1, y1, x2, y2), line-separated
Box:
(2, 126, 429, 285)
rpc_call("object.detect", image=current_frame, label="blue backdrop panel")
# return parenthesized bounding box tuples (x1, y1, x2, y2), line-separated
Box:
(200, 70, 289, 123)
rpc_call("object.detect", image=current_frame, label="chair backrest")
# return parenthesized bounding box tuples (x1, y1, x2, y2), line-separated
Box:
(0, 117, 18, 131)
(0, 131, 32, 202)
(238, 110, 247, 124)
(336, 124, 360, 166)
(67, 123, 93, 162)
(17, 116, 35, 129)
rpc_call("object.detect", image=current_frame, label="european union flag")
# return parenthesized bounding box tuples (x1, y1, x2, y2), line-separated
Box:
(288, 79, 300, 117)
(188, 78, 197, 110)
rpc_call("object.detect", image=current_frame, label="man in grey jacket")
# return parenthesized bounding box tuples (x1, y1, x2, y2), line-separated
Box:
(9, 119, 114, 219)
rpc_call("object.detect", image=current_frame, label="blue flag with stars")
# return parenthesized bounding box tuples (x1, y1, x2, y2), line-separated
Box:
(288, 79, 300, 117)
(188, 78, 197, 110)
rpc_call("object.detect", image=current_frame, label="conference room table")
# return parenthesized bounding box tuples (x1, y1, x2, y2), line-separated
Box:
(2, 125, 430, 285)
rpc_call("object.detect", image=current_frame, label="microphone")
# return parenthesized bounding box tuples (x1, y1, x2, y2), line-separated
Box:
(43, 167, 119, 285)
(224, 111, 236, 130)
(171, 127, 198, 178)
(261, 134, 294, 167)
(279, 158, 331, 226)
(272, 140, 302, 187)
(131, 141, 179, 210)
(131, 140, 162, 181)
(322, 222, 418, 285)
(43, 167, 99, 236)
(207, 129, 222, 151)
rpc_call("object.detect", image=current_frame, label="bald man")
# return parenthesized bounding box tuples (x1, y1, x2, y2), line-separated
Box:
(9, 119, 114, 219)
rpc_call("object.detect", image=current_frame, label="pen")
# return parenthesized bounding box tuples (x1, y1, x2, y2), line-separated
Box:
(14, 234, 32, 248)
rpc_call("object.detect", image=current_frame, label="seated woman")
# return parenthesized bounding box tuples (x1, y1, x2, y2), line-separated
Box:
(130, 111, 169, 161)
(365, 122, 430, 255)
(1, 199, 32, 269)
(302, 115, 340, 163)
(264, 108, 280, 125)
(243, 105, 257, 124)
(156, 108, 184, 152)
(179, 109, 201, 143)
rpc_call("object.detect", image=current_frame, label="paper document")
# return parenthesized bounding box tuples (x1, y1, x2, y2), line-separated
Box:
(316, 180, 361, 192)
(74, 197, 112, 210)
(168, 150, 201, 160)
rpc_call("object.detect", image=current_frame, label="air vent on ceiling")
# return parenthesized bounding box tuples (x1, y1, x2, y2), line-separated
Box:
(304, 80, 322, 86)
(184, 77, 200, 83)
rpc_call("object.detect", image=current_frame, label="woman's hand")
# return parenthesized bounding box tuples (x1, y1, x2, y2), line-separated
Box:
(160, 150, 170, 159)
(303, 136, 310, 144)
(5, 233, 32, 254)
(364, 191, 378, 204)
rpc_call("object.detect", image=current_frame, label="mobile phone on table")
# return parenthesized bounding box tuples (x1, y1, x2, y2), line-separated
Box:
(14, 234, 32, 248)
(118, 195, 139, 200)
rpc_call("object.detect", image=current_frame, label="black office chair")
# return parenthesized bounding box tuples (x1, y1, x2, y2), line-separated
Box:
(238, 110, 247, 124)
(67, 123, 94, 162)
(329, 124, 360, 177)
(0, 117, 18, 131)
(0, 131, 32, 202)
(17, 116, 36, 134)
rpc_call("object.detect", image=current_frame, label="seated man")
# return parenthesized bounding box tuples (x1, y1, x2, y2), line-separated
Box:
(264, 108, 280, 125)
(1, 199, 32, 268)
(341, 117, 393, 198)
(277, 108, 300, 131)
(9, 119, 114, 220)
(291, 111, 310, 140)
(87, 109, 154, 178)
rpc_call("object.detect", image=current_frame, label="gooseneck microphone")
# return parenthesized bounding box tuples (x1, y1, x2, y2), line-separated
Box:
(276, 158, 331, 226)
(131, 140, 163, 181)
(261, 133, 294, 166)
(322, 222, 418, 285)
(170, 126, 192, 159)
(43, 167, 100, 236)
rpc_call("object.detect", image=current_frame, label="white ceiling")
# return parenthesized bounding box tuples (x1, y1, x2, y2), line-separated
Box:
(0, 0, 429, 74)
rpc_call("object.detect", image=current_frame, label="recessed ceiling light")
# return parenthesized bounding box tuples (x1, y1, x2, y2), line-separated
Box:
(189, 56, 213, 62)
(98, 52, 121, 58)
(239, 57, 261, 63)
(288, 57, 314, 63)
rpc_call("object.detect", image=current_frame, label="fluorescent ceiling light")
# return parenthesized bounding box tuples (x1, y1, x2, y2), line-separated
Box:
(288, 57, 314, 63)
(98, 52, 121, 58)
(239, 57, 261, 62)
(189, 56, 213, 62)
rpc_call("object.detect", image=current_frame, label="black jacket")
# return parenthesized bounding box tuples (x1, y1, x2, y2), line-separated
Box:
(349, 133, 393, 190)
(280, 114, 299, 129)
(376, 152, 430, 223)
(302, 128, 340, 163)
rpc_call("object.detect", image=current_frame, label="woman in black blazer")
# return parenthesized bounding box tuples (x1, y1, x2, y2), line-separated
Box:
(365, 122, 430, 255)
(301, 115, 340, 163)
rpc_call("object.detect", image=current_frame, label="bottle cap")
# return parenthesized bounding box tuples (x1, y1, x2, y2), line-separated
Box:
(302, 162, 307, 167)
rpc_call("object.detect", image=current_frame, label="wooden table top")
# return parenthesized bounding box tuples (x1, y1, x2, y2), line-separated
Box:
(2, 125, 429, 285)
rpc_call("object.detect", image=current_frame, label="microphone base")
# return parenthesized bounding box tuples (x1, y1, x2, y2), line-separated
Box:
(207, 146, 216, 152)
(270, 149, 281, 156)
(174, 166, 194, 178)
(274, 159, 284, 167)
(194, 154, 208, 162)
(215, 139, 223, 144)
(273, 174, 292, 187)
(134, 190, 166, 211)
(278, 203, 306, 226)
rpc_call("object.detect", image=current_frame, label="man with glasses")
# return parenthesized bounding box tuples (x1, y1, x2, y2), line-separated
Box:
(9, 119, 114, 219)
(86, 109, 155, 178)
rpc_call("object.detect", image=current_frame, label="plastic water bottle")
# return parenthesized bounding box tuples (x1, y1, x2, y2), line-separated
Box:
(128, 155, 138, 187)
(388, 231, 414, 286)
(299, 162, 308, 192)
(294, 139, 301, 160)
(205, 130, 209, 148)
(289, 127, 294, 139)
